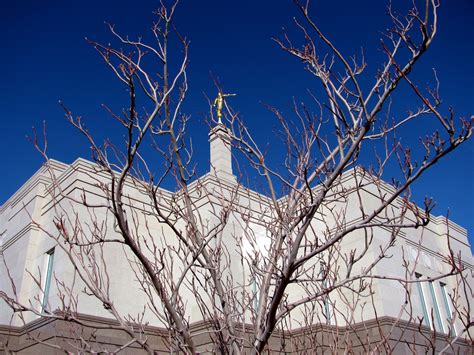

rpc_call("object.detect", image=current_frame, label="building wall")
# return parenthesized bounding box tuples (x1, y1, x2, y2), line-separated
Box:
(1, 158, 472, 350)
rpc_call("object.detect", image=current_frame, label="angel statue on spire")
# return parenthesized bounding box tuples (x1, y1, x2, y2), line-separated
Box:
(213, 92, 236, 123)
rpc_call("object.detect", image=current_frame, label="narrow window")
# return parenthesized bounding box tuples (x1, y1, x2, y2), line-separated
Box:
(252, 277, 259, 312)
(440, 283, 457, 336)
(320, 262, 332, 325)
(41, 248, 55, 312)
(322, 278, 332, 324)
(323, 295, 332, 325)
(428, 281, 444, 332)
(415, 273, 431, 328)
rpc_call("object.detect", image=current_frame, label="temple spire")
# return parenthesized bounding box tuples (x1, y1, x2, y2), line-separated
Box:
(209, 92, 236, 181)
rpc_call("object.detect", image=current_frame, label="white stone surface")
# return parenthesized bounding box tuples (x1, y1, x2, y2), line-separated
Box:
(0, 125, 472, 340)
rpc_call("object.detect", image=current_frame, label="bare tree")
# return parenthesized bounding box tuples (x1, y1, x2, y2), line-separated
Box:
(0, 0, 472, 354)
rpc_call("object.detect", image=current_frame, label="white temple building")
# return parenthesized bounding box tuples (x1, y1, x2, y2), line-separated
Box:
(0, 123, 472, 354)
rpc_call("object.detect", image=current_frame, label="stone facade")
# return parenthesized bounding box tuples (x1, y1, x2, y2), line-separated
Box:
(0, 124, 472, 353)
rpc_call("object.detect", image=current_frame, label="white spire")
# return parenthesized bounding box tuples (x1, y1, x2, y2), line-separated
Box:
(209, 123, 234, 181)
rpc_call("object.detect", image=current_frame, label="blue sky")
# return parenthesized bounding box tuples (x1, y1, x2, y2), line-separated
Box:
(1, 0, 472, 246)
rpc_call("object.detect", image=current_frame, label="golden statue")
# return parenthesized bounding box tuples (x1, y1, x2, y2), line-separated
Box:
(213, 92, 236, 123)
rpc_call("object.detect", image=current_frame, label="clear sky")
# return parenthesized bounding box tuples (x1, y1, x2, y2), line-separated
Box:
(1, 0, 473, 247)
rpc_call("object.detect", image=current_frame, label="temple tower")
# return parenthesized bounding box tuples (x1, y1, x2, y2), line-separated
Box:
(209, 123, 234, 181)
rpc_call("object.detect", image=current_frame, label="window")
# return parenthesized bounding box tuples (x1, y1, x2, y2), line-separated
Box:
(323, 295, 332, 325)
(252, 276, 259, 312)
(320, 262, 332, 325)
(41, 248, 55, 312)
(440, 282, 457, 336)
(428, 281, 444, 332)
(415, 273, 430, 328)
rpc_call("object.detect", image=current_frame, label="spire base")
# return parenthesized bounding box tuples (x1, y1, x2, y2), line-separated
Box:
(209, 124, 234, 181)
